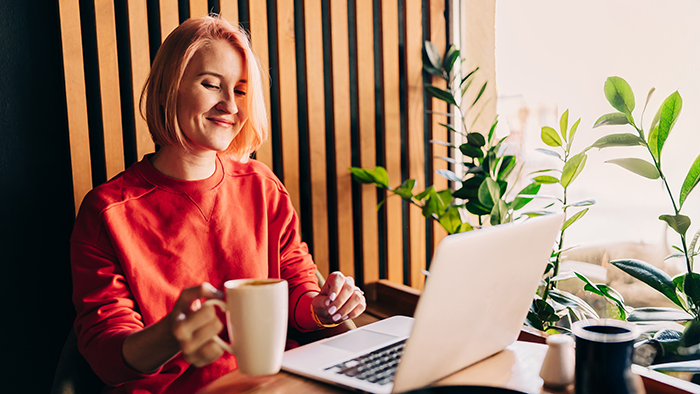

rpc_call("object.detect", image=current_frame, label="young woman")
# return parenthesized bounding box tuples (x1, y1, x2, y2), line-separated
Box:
(71, 15, 365, 393)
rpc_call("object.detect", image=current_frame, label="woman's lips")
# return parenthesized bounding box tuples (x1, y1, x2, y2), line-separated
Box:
(208, 117, 234, 127)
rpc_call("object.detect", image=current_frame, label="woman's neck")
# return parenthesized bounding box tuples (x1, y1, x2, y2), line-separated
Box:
(149, 146, 218, 181)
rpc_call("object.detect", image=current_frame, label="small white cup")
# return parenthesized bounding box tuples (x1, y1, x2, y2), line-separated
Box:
(539, 334, 575, 390)
(204, 279, 288, 375)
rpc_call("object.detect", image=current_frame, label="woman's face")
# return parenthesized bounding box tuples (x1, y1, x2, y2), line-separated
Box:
(176, 39, 248, 154)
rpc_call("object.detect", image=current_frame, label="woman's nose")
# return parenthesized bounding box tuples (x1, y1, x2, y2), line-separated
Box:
(216, 94, 238, 114)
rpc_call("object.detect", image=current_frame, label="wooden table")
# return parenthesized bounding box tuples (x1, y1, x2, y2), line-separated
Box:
(198, 281, 700, 394)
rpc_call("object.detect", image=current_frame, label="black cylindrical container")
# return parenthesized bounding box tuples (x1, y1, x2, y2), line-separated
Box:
(572, 319, 640, 394)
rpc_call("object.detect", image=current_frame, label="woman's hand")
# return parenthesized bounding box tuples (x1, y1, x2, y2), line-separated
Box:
(122, 282, 226, 372)
(311, 272, 366, 326)
(168, 283, 226, 367)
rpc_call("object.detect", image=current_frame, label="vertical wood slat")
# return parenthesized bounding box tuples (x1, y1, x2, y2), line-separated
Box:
(356, 0, 379, 285)
(127, 0, 155, 162)
(330, 0, 355, 278)
(248, 0, 273, 168)
(276, 0, 301, 215)
(218, 0, 239, 22)
(381, 0, 404, 284)
(304, 0, 330, 279)
(189, 0, 209, 19)
(59, 0, 93, 214)
(159, 0, 179, 42)
(406, 0, 426, 289)
(94, 0, 125, 180)
(429, 0, 449, 250)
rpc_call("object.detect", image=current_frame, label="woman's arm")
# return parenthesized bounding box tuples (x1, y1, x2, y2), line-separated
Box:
(122, 283, 225, 373)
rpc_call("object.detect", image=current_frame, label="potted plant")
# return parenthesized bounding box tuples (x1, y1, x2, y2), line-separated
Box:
(526, 109, 628, 333)
(590, 76, 700, 363)
(350, 41, 541, 234)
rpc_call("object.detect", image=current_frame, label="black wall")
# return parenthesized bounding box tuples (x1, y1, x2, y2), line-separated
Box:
(0, 1, 76, 392)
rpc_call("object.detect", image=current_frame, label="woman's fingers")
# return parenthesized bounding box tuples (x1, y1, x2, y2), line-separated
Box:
(317, 272, 366, 323)
(169, 282, 226, 366)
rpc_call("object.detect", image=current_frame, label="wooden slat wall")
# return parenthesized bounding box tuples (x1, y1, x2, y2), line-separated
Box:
(58, 0, 448, 290)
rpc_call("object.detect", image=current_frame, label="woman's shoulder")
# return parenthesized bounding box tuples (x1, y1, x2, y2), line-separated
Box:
(220, 156, 285, 191)
(78, 161, 157, 217)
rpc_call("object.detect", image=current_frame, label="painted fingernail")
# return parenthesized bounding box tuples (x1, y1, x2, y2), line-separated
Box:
(342, 315, 349, 321)
(328, 305, 337, 315)
(204, 282, 225, 298)
(325, 299, 331, 307)
(329, 292, 337, 301)
(176, 313, 186, 321)
(332, 313, 341, 322)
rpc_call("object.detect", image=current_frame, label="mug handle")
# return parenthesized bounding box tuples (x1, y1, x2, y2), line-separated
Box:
(203, 299, 235, 354)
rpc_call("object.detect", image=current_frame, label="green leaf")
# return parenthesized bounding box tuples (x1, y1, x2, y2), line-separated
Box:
(393, 179, 416, 199)
(680, 318, 700, 348)
(465, 199, 491, 216)
(593, 112, 630, 128)
(438, 206, 464, 235)
(415, 186, 435, 201)
(628, 307, 692, 322)
(487, 120, 498, 145)
(605, 158, 660, 179)
(649, 125, 660, 162)
(589, 133, 646, 149)
(349, 166, 389, 187)
(659, 214, 691, 236)
(460, 67, 479, 87)
(460, 143, 484, 159)
(467, 132, 486, 147)
(684, 273, 700, 311)
(541, 126, 562, 147)
(437, 189, 453, 209)
(560, 110, 569, 141)
(549, 288, 600, 319)
(604, 76, 636, 114)
(477, 177, 501, 209)
(471, 82, 488, 107)
(443, 45, 459, 74)
(425, 85, 457, 106)
(526, 311, 545, 331)
(575, 272, 627, 320)
(435, 169, 463, 183)
(436, 123, 460, 135)
(490, 199, 508, 225)
(654, 91, 683, 159)
(424, 41, 442, 72)
(564, 199, 596, 208)
(561, 153, 587, 188)
(567, 118, 581, 150)
(650, 103, 663, 133)
(535, 148, 562, 160)
(512, 183, 542, 211)
(532, 299, 560, 323)
(680, 153, 700, 208)
(562, 208, 588, 231)
(643, 87, 656, 117)
(533, 175, 560, 184)
(611, 259, 682, 308)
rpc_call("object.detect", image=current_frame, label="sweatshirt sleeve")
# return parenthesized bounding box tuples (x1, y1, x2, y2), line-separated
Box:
(71, 198, 162, 386)
(268, 185, 322, 332)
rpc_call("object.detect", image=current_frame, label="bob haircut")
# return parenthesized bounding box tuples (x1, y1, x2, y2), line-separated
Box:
(141, 15, 268, 162)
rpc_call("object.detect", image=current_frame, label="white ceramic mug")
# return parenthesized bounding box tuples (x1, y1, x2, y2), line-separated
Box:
(204, 278, 288, 375)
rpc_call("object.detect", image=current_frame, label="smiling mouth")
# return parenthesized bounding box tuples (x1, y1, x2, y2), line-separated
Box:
(208, 118, 234, 127)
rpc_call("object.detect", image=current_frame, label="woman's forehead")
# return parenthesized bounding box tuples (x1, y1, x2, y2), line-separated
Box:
(186, 39, 246, 79)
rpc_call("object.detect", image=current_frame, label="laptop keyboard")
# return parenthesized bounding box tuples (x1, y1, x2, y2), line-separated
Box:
(325, 339, 407, 386)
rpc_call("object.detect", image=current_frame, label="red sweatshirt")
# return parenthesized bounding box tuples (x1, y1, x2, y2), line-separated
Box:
(70, 154, 321, 393)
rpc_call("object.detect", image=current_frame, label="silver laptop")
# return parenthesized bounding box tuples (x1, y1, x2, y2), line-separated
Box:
(282, 213, 564, 393)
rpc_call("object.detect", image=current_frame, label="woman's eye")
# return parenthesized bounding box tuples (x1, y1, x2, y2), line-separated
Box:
(235, 90, 247, 96)
(202, 82, 220, 89)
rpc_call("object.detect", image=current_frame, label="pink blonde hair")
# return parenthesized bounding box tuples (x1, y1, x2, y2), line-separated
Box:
(141, 15, 268, 162)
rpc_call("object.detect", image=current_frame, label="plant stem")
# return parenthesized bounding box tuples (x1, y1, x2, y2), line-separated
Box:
(632, 124, 692, 273)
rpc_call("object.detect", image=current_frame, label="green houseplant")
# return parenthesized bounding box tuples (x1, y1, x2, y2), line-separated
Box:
(350, 41, 541, 234)
(352, 42, 620, 332)
(590, 76, 700, 361)
(526, 110, 628, 333)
